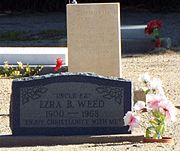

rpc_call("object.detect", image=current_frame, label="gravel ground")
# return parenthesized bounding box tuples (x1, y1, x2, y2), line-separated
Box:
(0, 51, 179, 150)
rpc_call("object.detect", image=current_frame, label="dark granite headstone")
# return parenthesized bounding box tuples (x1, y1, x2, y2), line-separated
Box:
(10, 73, 132, 136)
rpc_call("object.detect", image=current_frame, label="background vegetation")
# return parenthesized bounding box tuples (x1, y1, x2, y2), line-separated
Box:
(0, 0, 179, 12)
(0, 0, 67, 12)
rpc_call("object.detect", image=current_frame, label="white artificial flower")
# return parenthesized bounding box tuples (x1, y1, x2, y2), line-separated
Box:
(17, 61, 22, 65)
(138, 72, 151, 83)
(17, 61, 23, 69)
(157, 86, 165, 96)
(149, 78, 162, 90)
(146, 94, 154, 103)
(134, 101, 146, 111)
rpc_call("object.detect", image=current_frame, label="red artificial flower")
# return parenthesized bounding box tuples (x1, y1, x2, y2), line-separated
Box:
(155, 38, 161, 47)
(145, 27, 152, 35)
(54, 58, 63, 72)
(145, 20, 162, 35)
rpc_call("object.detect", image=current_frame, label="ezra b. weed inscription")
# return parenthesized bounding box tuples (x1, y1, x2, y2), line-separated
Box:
(11, 73, 132, 136)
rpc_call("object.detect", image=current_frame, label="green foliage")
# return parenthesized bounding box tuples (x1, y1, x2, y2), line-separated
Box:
(143, 89, 151, 95)
(0, 30, 66, 41)
(0, 31, 28, 41)
(0, 61, 43, 78)
(145, 110, 166, 139)
(153, 28, 160, 39)
(0, 0, 67, 12)
(145, 126, 154, 138)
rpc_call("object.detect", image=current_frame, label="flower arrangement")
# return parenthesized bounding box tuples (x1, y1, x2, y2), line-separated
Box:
(0, 61, 43, 78)
(0, 57, 63, 78)
(124, 73, 176, 140)
(145, 20, 163, 47)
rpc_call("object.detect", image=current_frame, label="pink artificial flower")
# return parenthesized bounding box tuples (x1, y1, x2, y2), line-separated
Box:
(159, 101, 176, 122)
(146, 94, 165, 110)
(123, 111, 140, 131)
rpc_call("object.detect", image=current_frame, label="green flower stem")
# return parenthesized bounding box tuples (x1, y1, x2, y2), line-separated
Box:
(146, 110, 166, 139)
(153, 28, 160, 39)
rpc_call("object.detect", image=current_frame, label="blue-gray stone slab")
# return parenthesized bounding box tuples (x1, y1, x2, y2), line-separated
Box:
(10, 72, 132, 136)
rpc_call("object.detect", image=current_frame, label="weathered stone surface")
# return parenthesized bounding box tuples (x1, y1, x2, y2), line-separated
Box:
(67, 3, 121, 77)
(11, 72, 132, 136)
(0, 79, 13, 115)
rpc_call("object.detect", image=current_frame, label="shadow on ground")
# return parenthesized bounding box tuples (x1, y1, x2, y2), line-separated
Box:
(0, 135, 144, 147)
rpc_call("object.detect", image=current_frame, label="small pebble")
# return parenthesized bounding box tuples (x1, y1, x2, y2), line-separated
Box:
(157, 145, 165, 148)
(132, 144, 142, 148)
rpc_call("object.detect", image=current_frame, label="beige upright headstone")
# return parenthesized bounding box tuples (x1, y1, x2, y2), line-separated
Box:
(67, 3, 121, 77)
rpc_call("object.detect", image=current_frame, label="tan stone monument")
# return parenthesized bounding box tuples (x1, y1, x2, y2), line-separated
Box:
(67, 3, 121, 77)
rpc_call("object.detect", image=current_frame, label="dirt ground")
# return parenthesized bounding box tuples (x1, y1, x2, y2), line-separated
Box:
(0, 50, 180, 150)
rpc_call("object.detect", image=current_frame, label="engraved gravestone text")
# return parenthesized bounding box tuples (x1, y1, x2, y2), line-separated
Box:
(20, 83, 124, 128)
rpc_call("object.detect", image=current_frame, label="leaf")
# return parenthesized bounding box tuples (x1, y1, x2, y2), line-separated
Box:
(153, 133, 158, 139)
(146, 129, 151, 138)
(31, 65, 43, 76)
(153, 28, 160, 38)
(143, 88, 150, 95)
(149, 119, 158, 127)
(146, 126, 154, 138)
(157, 124, 165, 135)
